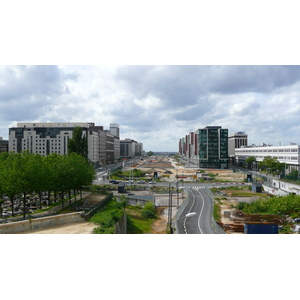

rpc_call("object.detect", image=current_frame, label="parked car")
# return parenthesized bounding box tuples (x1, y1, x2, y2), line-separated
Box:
(126, 180, 134, 184)
(148, 181, 156, 184)
(137, 180, 146, 184)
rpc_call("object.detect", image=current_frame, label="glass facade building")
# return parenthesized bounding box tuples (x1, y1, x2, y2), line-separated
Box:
(180, 126, 228, 169)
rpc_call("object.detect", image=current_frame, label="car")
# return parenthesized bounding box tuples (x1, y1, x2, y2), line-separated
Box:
(137, 180, 146, 184)
(112, 181, 119, 184)
(126, 180, 134, 184)
(148, 181, 156, 184)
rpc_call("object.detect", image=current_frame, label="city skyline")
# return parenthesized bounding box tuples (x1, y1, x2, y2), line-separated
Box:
(1, 65, 300, 152)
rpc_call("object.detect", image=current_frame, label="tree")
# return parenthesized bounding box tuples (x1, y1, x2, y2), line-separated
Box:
(259, 156, 285, 174)
(245, 156, 256, 169)
(68, 127, 88, 158)
(147, 151, 154, 157)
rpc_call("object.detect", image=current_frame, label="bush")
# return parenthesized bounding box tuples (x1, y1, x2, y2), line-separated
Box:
(141, 202, 157, 219)
(142, 209, 157, 219)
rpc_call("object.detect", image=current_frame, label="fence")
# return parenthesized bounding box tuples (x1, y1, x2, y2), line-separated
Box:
(83, 193, 113, 220)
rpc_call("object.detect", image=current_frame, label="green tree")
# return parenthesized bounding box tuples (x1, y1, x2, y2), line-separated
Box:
(0, 152, 24, 216)
(147, 151, 154, 157)
(68, 127, 88, 158)
(245, 156, 256, 169)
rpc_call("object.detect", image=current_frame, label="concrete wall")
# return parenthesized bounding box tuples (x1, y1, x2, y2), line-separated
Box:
(0, 212, 84, 234)
(263, 179, 300, 196)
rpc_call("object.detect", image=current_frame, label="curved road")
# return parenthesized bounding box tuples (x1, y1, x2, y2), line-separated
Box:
(176, 187, 216, 234)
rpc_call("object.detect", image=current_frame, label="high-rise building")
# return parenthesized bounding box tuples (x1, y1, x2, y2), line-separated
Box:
(180, 126, 228, 169)
(120, 139, 143, 158)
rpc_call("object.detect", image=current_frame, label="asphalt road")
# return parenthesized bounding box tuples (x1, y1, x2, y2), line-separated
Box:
(176, 187, 216, 234)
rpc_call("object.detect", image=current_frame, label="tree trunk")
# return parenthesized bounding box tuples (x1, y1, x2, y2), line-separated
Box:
(69, 190, 71, 206)
(10, 196, 14, 217)
(48, 191, 51, 206)
(80, 189, 82, 200)
(62, 191, 64, 209)
(54, 190, 57, 203)
(39, 191, 42, 210)
(74, 189, 77, 202)
(23, 193, 27, 219)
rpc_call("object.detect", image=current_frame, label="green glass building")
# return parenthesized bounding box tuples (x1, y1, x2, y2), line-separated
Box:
(196, 126, 228, 169)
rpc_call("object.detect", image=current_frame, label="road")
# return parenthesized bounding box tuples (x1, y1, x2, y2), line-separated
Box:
(176, 187, 216, 234)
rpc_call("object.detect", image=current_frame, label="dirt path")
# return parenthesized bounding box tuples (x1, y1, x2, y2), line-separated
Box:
(22, 221, 97, 234)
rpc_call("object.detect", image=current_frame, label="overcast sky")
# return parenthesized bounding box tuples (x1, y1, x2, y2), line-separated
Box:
(1, 65, 300, 151)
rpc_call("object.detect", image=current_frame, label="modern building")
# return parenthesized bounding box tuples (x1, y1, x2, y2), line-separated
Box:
(0, 137, 8, 153)
(120, 139, 143, 158)
(8, 122, 123, 167)
(235, 143, 300, 174)
(179, 126, 229, 169)
(228, 131, 248, 164)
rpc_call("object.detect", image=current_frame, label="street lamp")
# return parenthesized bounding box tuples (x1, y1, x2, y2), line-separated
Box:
(171, 212, 197, 234)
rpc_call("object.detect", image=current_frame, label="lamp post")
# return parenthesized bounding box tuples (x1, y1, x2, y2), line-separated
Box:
(171, 212, 197, 234)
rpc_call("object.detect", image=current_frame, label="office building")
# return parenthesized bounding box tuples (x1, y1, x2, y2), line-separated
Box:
(180, 126, 229, 169)
(235, 143, 300, 173)
(0, 137, 8, 153)
(8, 122, 123, 166)
(120, 139, 143, 158)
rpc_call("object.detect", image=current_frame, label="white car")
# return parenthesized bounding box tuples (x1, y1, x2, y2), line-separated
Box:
(148, 181, 156, 184)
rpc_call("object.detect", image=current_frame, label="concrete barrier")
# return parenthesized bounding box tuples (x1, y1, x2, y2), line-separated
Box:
(0, 212, 84, 234)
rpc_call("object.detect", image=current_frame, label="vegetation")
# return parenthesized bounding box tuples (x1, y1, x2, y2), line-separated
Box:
(141, 201, 157, 219)
(235, 194, 300, 218)
(147, 151, 154, 157)
(90, 196, 124, 234)
(126, 205, 156, 234)
(110, 168, 146, 180)
(213, 199, 222, 222)
(245, 156, 256, 169)
(68, 126, 88, 158)
(258, 156, 285, 175)
(0, 151, 95, 218)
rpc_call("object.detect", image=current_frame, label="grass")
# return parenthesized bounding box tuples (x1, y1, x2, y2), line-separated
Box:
(126, 205, 156, 234)
(89, 197, 123, 234)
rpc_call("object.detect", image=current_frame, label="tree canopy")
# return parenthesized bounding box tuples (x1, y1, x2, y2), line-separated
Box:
(68, 126, 88, 158)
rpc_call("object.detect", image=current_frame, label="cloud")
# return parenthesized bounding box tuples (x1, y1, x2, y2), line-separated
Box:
(1, 65, 300, 151)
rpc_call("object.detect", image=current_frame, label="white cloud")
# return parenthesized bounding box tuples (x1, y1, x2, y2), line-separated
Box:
(1, 65, 300, 151)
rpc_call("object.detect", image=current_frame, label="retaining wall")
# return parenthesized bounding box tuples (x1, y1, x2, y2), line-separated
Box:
(0, 212, 84, 234)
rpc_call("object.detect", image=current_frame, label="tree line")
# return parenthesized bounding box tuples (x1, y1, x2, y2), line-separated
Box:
(0, 151, 95, 218)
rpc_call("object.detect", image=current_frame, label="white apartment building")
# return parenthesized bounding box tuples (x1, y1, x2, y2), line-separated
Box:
(9, 122, 94, 158)
(9, 122, 121, 166)
(235, 143, 300, 173)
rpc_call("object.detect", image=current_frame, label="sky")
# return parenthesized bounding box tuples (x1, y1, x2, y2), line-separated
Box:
(1, 65, 300, 152)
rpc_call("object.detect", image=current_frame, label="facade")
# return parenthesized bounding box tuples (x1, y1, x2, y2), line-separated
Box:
(180, 126, 229, 169)
(228, 132, 248, 157)
(0, 137, 8, 153)
(120, 139, 143, 158)
(8, 122, 124, 166)
(235, 143, 300, 173)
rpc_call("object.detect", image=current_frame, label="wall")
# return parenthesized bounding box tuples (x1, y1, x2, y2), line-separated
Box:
(264, 179, 300, 196)
(0, 212, 83, 234)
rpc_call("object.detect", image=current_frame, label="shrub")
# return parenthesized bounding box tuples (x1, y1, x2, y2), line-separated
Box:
(141, 202, 157, 219)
